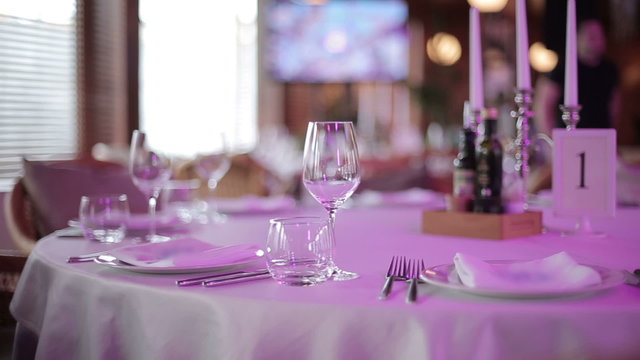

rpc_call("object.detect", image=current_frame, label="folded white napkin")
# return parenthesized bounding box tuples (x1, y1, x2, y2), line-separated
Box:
(453, 252, 602, 291)
(110, 238, 262, 268)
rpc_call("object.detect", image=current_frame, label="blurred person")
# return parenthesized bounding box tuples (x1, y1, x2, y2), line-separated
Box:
(529, 18, 621, 193)
(534, 18, 621, 136)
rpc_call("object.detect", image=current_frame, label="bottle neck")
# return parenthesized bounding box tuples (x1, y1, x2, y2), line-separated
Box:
(481, 119, 497, 138)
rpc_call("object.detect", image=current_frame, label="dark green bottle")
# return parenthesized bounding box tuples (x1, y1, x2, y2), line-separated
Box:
(453, 128, 476, 208)
(474, 109, 503, 213)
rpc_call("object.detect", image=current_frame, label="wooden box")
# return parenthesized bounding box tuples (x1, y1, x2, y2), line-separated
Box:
(422, 210, 543, 240)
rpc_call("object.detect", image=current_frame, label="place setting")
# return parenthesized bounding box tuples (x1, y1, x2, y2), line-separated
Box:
(377, 251, 637, 303)
(62, 121, 366, 290)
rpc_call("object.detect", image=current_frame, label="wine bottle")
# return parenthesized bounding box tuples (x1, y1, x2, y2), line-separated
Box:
(474, 108, 503, 213)
(453, 129, 476, 210)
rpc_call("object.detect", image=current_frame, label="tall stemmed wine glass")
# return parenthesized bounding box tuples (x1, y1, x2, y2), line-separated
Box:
(129, 130, 173, 242)
(302, 121, 361, 281)
(194, 133, 231, 223)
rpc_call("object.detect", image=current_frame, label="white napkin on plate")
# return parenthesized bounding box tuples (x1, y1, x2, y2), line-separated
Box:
(110, 238, 262, 268)
(453, 252, 602, 291)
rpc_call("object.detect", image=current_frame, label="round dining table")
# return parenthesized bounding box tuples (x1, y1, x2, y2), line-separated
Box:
(9, 196, 640, 360)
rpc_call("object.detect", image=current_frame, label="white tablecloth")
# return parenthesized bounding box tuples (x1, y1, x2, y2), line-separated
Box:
(10, 203, 640, 360)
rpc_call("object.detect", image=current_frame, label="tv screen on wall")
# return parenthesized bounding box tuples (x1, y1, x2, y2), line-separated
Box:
(267, 0, 409, 83)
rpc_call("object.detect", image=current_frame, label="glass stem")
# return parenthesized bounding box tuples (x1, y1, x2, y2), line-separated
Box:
(328, 208, 337, 228)
(148, 192, 159, 238)
(327, 207, 338, 268)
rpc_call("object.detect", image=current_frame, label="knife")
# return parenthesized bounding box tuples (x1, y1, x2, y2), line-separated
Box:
(176, 269, 268, 287)
(203, 270, 272, 287)
(623, 270, 640, 288)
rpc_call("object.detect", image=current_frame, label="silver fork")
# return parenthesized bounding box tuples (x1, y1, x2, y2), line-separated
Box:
(406, 259, 423, 304)
(378, 256, 405, 300)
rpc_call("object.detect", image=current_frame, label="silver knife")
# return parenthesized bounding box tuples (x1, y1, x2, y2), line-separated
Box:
(177, 269, 268, 287)
(203, 270, 272, 287)
(623, 270, 640, 287)
(67, 251, 110, 263)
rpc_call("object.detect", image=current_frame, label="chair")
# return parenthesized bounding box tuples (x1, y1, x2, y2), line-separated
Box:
(4, 157, 148, 254)
(174, 154, 273, 199)
(4, 180, 38, 255)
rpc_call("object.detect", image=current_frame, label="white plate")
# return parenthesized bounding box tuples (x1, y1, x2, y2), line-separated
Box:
(420, 261, 625, 299)
(94, 254, 264, 274)
(215, 195, 296, 215)
(92, 239, 265, 274)
(126, 213, 187, 230)
(354, 188, 444, 208)
(69, 214, 188, 231)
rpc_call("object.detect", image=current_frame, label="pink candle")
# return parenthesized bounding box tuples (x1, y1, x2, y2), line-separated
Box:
(469, 6, 484, 112)
(515, 0, 531, 89)
(564, 0, 578, 106)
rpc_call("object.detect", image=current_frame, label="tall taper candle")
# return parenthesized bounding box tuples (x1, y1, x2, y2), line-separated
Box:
(515, 0, 531, 89)
(564, 0, 578, 106)
(469, 6, 484, 112)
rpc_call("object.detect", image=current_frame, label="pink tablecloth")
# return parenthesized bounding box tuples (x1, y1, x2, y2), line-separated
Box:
(10, 203, 640, 360)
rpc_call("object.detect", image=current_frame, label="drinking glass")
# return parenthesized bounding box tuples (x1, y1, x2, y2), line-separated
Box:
(79, 194, 130, 243)
(194, 133, 231, 223)
(129, 130, 173, 242)
(266, 216, 333, 286)
(302, 121, 361, 280)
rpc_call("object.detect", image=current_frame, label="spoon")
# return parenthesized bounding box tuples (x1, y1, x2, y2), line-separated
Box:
(94, 255, 136, 267)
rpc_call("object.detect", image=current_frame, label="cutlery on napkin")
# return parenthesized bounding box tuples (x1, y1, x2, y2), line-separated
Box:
(453, 251, 602, 291)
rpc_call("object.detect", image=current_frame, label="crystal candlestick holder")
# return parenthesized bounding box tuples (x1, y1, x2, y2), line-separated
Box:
(511, 88, 534, 210)
(560, 104, 582, 130)
(469, 109, 483, 134)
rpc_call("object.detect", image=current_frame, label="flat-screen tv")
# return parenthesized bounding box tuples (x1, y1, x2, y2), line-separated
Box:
(267, 0, 409, 83)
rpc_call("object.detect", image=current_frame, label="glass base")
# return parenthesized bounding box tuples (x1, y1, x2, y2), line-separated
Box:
(561, 229, 606, 238)
(329, 266, 359, 281)
(143, 234, 172, 243)
(561, 216, 607, 238)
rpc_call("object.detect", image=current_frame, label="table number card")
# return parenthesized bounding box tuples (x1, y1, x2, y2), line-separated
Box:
(552, 129, 616, 217)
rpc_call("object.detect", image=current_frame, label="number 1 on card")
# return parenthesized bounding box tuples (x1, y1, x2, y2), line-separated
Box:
(552, 129, 616, 218)
(578, 152, 586, 189)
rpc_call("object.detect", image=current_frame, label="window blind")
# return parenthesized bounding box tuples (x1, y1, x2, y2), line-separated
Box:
(0, 14, 77, 191)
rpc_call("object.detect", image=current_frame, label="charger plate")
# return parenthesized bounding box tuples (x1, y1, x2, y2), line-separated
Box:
(420, 260, 625, 299)
(93, 254, 264, 274)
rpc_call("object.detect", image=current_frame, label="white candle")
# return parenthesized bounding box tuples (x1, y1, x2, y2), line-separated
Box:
(469, 6, 484, 112)
(515, 0, 531, 89)
(564, 0, 578, 106)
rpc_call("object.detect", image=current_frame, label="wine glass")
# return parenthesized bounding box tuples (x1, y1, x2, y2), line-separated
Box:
(302, 121, 361, 281)
(129, 130, 173, 242)
(194, 133, 231, 222)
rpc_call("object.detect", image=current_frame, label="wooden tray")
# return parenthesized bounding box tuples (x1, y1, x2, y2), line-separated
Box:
(422, 210, 543, 240)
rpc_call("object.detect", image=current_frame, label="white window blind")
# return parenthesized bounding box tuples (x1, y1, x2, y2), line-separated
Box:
(0, 4, 77, 191)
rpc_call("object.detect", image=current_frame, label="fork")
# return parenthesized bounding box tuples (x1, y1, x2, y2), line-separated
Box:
(378, 256, 405, 300)
(406, 259, 425, 304)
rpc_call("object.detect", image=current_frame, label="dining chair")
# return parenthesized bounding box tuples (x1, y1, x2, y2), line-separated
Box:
(4, 157, 148, 254)
(174, 154, 273, 199)
(4, 179, 38, 254)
